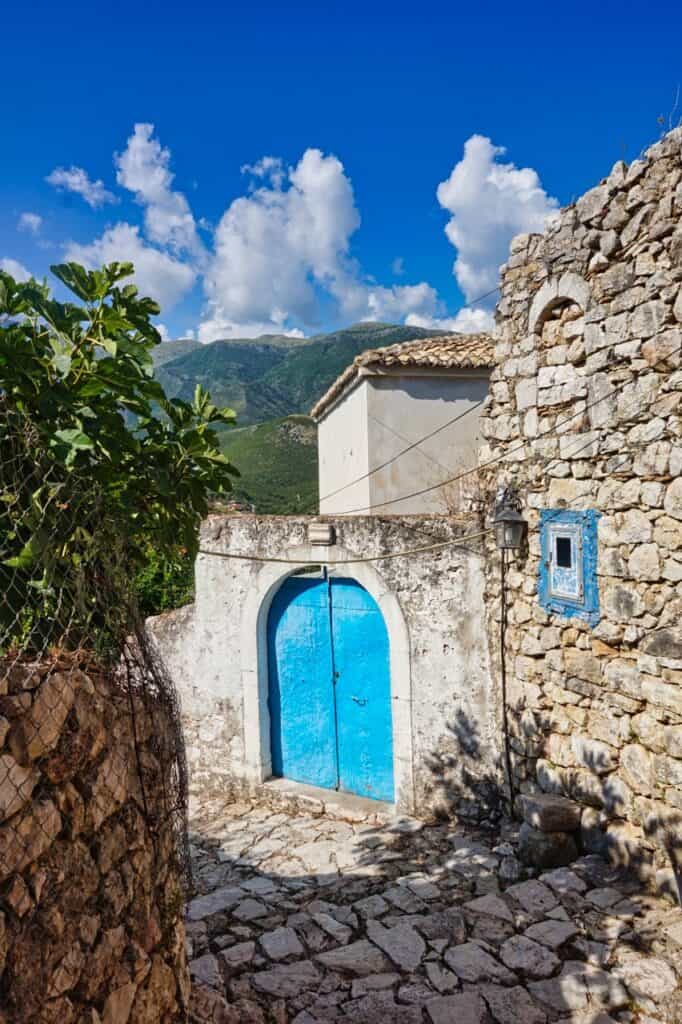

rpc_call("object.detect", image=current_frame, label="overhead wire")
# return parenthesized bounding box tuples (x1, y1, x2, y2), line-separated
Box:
(308, 283, 500, 512)
(201, 340, 680, 565)
(310, 399, 486, 513)
(321, 341, 682, 516)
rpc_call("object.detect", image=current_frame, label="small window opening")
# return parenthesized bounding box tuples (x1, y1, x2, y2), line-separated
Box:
(555, 536, 573, 568)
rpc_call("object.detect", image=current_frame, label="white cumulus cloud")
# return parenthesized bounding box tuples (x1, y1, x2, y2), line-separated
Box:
(0, 258, 32, 281)
(200, 148, 443, 340)
(18, 212, 42, 235)
(115, 123, 203, 257)
(46, 166, 117, 208)
(437, 134, 558, 307)
(63, 223, 196, 311)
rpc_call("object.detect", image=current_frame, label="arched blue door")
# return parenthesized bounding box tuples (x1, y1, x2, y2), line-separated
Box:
(267, 575, 394, 802)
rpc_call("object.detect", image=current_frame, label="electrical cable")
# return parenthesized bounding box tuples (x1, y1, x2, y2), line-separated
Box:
(198, 527, 494, 566)
(325, 341, 682, 516)
(311, 399, 486, 512)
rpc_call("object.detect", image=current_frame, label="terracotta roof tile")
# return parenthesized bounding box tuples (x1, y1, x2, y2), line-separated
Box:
(310, 333, 494, 419)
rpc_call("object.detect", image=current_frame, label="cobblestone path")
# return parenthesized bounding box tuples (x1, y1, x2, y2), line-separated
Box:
(186, 795, 682, 1023)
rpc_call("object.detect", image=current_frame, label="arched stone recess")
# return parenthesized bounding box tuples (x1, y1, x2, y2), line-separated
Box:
(528, 271, 592, 333)
(239, 542, 416, 814)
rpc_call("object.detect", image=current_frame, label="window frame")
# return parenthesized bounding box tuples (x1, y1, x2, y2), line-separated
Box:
(538, 509, 601, 625)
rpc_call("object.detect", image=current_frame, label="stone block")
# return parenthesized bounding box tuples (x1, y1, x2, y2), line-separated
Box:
(518, 824, 578, 869)
(571, 735, 618, 775)
(664, 478, 682, 521)
(518, 793, 582, 832)
(12, 672, 78, 761)
(0, 753, 39, 823)
(628, 543, 661, 581)
(600, 509, 653, 546)
(564, 649, 602, 685)
(620, 744, 655, 796)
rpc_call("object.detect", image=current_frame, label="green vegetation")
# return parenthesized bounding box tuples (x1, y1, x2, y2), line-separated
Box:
(152, 322, 442, 427)
(219, 415, 318, 514)
(0, 262, 237, 640)
(151, 322, 446, 520)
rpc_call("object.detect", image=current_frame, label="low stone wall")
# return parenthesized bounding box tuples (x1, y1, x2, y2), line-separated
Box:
(0, 657, 189, 1022)
(481, 127, 682, 892)
(148, 514, 499, 822)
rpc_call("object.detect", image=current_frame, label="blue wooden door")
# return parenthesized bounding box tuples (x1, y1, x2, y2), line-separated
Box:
(267, 577, 338, 789)
(331, 579, 394, 802)
(267, 575, 393, 801)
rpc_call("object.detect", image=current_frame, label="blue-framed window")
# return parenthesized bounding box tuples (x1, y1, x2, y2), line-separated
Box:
(539, 509, 601, 625)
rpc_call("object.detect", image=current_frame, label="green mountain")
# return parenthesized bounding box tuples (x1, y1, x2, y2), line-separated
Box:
(152, 322, 449, 512)
(220, 415, 318, 514)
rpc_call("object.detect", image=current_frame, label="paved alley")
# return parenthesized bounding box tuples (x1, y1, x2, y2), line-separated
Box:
(186, 793, 682, 1023)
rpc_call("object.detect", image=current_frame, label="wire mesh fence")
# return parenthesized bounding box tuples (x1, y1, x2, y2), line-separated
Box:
(0, 399, 191, 1019)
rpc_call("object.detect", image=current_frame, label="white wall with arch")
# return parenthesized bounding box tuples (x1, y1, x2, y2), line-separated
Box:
(148, 513, 498, 820)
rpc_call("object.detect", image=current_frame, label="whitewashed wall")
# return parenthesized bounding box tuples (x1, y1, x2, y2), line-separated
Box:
(317, 372, 490, 515)
(148, 514, 498, 821)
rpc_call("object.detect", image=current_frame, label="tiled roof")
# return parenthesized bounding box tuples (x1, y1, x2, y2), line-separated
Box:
(310, 333, 494, 420)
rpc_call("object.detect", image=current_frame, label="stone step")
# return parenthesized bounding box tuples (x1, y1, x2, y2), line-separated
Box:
(517, 793, 582, 833)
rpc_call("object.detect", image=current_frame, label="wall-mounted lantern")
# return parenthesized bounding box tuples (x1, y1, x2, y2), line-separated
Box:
(493, 487, 526, 550)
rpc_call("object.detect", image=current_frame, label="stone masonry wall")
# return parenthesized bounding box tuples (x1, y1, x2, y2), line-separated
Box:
(0, 657, 189, 1023)
(480, 127, 682, 892)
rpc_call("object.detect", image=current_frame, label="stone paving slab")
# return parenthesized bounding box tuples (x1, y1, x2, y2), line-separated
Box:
(186, 795, 682, 1022)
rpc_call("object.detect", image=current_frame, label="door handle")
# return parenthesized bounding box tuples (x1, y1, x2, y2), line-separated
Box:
(351, 696, 367, 706)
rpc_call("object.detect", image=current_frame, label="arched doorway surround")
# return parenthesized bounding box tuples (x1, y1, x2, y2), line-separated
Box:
(238, 543, 415, 812)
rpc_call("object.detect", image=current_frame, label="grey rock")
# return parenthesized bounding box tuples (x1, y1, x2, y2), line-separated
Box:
(186, 885, 244, 921)
(189, 953, 222, 989)
(480, 984, 548, 1024)
(252, 959, 322, 998)
(464, 893, 514, 923)
(366, 919, 426, 971)
(426, 992, 485, 1024)
(343, 991, 422, 1023)
(398, 981, 436, 1005)
(507, 879, 558, 918)
(352, 894, 389, 919)
(444, 941, 516, 984)
(499, 935, 561, 979)
(219, 941, 255, 970)
(613, 954, 677, 1011)
(585, 887, 622, 909)
(382, 885, 427, 913)
(287, 911, 330, 953)
(316, 938, 390, 976)
(529, 961, 628, 1013)
(417, 908, 467, 944)
(425, 961, 459, 993)
(232, 898, 268, 922)
(350, 972, 399, 998)
(312, 911, 352, 944)
(539, 867, 587, 895)
(518, 823, 579, 869)
(259, 926, 304, 961)
(524, 920, 578, 950)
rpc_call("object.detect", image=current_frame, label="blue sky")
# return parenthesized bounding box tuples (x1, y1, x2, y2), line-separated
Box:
(1, 0, 681, 341)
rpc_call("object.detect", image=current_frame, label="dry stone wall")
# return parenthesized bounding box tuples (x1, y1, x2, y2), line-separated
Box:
(0, 657, 189, 1022)
(481, 127, 682, 892)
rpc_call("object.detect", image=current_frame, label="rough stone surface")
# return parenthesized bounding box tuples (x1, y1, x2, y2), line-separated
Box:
(480, 127, 682, 894)
(518, 823, 579, 869)
(0, 658, 188, 1024)
(518, 794, 582, 832)
(179, 794, 682, 1021)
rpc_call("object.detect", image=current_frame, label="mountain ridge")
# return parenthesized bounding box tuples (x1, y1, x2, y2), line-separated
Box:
(152, 322, 457, 512)
(153, 322, 454, 425)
